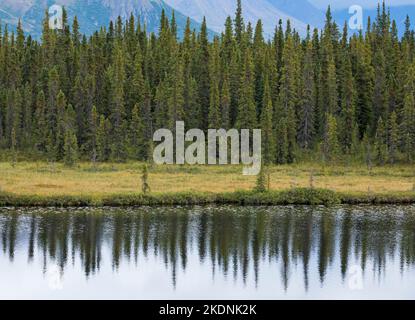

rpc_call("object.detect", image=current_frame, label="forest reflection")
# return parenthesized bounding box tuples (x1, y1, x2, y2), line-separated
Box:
(1, 206, 415, 290)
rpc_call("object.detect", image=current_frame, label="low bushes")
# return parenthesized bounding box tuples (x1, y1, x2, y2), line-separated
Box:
(0, 188, 344, 207)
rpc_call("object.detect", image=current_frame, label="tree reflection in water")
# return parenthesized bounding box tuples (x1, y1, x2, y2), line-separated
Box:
(1, 206, 415, 291)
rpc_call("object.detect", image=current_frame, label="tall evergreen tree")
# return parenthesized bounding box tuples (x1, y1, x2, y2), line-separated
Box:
(110, 45, 128, 162)
(374, 117, 388, 165)
(323, 113, 340, 162)
(298, 41, 315, 149)
(234, 0, 245, 45)
(236, 48, 257, 129)
(401, 64, 415, 161)
(260, 76, 275, 164)
(388, 111, 398, 164)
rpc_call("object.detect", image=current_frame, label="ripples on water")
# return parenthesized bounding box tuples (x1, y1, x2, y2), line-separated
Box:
(0, 206, 415, 299)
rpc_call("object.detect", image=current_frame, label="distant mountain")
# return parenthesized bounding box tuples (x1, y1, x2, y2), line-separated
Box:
(164, 0, 313, 38)
(332, 4, 415, 36)
(266, 0, 325, 28)
(0, 0, 210, 39)
(1, 0, 414, 40)
(164, 0, 415, 38)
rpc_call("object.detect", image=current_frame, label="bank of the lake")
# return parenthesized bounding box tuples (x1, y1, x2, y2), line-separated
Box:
(1, 162, 415, 207)
(1, 188, 415, 207)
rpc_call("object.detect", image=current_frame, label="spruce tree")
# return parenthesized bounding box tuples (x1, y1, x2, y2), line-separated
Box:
(97, 115, 111, 162)
(276, 32, 297, 163)
(56, 90, 67, 160)
(401, 64, 415, 162)
(195, 18, 210, 130)
(339, 57, 356, 153)
(221, 69, 231, 129)
(166, 48, 185, 131)
(141, 165, 151, 194)
(236, 48, 257, 129)
(255, 166, 267, 193)
(110, 45, 128, 162)
(234, 0, 245, 45)
(374, 117, 388, 165)
(208, 38, 221, 129)
(11, 127, 17, 167)
(260, 76, 275, 164)
(89, 105, 99, 163)
(64, 128, 78, 167)
(323, 113, 340, 162)
(298, 41, 315, 149)
(129, 104, 144, 160)
(388, 111, 398, 164)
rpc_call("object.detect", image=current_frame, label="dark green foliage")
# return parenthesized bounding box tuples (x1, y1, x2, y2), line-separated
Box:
(0, 1, 413, 166)
(255, 166, 267, 193)
(141, 165, 151, 194)
(64, 128, 78, 167)
(0, 188, 342, 207)
(374, 117, 388, 165)
(323, 113, 340, 162)
(388, 111, 398, 164)
(11, 127, 17, 167)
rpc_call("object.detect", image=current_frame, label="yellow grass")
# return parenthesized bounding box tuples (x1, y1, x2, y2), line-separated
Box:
(1, 161, 414, 197)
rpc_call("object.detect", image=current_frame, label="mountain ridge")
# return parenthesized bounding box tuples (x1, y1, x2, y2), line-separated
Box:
(0, 0, 210, 39)
(1, 1, 414, 39)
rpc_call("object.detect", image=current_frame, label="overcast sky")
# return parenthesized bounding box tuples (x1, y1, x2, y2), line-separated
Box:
(309, 0, 415, 9)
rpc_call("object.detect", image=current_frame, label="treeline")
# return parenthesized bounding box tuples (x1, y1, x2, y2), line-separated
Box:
(0, 0, 415, 166)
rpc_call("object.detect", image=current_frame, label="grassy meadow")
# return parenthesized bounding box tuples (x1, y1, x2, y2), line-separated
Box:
(0, 161, 414, 198)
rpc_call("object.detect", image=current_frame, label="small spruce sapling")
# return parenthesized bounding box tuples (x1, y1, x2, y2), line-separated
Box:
(255, 166, 267, 193)
(141, 165, 151, 194)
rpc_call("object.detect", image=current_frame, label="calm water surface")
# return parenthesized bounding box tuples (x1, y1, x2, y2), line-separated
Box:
(0, 205, 415, 300)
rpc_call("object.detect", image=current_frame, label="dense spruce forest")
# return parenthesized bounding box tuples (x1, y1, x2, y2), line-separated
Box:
(0, 0, 414, 166)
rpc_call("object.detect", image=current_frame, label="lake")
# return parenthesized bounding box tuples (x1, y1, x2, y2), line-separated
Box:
(0, 205, 414, 300)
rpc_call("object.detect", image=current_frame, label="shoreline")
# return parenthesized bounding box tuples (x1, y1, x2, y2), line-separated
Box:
(1, 188, 415, 208)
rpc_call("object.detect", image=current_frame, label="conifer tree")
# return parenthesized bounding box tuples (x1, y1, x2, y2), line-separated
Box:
(127, 49, 144, 115)
(141, 165, 151, 194)
(97, 115, 111, 162)
(339, 57, 357, 153)
(11, 127, 17, 167)
(110, 45, 128, 162)
(388, 111, 398, 164)
(372, 51, 388, 132)
(255, 166, 267, 193)
(374, 117, 388, 165)
(64, 128, 78, 167)
(195, 18, 210, 130)
(260, 76, 275, 164)
(323, 113, 340, 162)
(234, 0, 245, 45)
(34, 91, 47, 152)
(298, 41, 315, 149)
(401, 64, 415, 162)
(208, 38, 221, 129)
(276, 31, 297, 163)
(221, 69, 231, 129)
(129, 104, 144, 160)
(89, 105, 99, 163)
(236, 48, 257, 129)
(139, 82, 154, 161)
(166, 49, 185, 131)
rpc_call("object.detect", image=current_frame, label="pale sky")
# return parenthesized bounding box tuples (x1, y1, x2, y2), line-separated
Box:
(309, 0, 415, 9)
